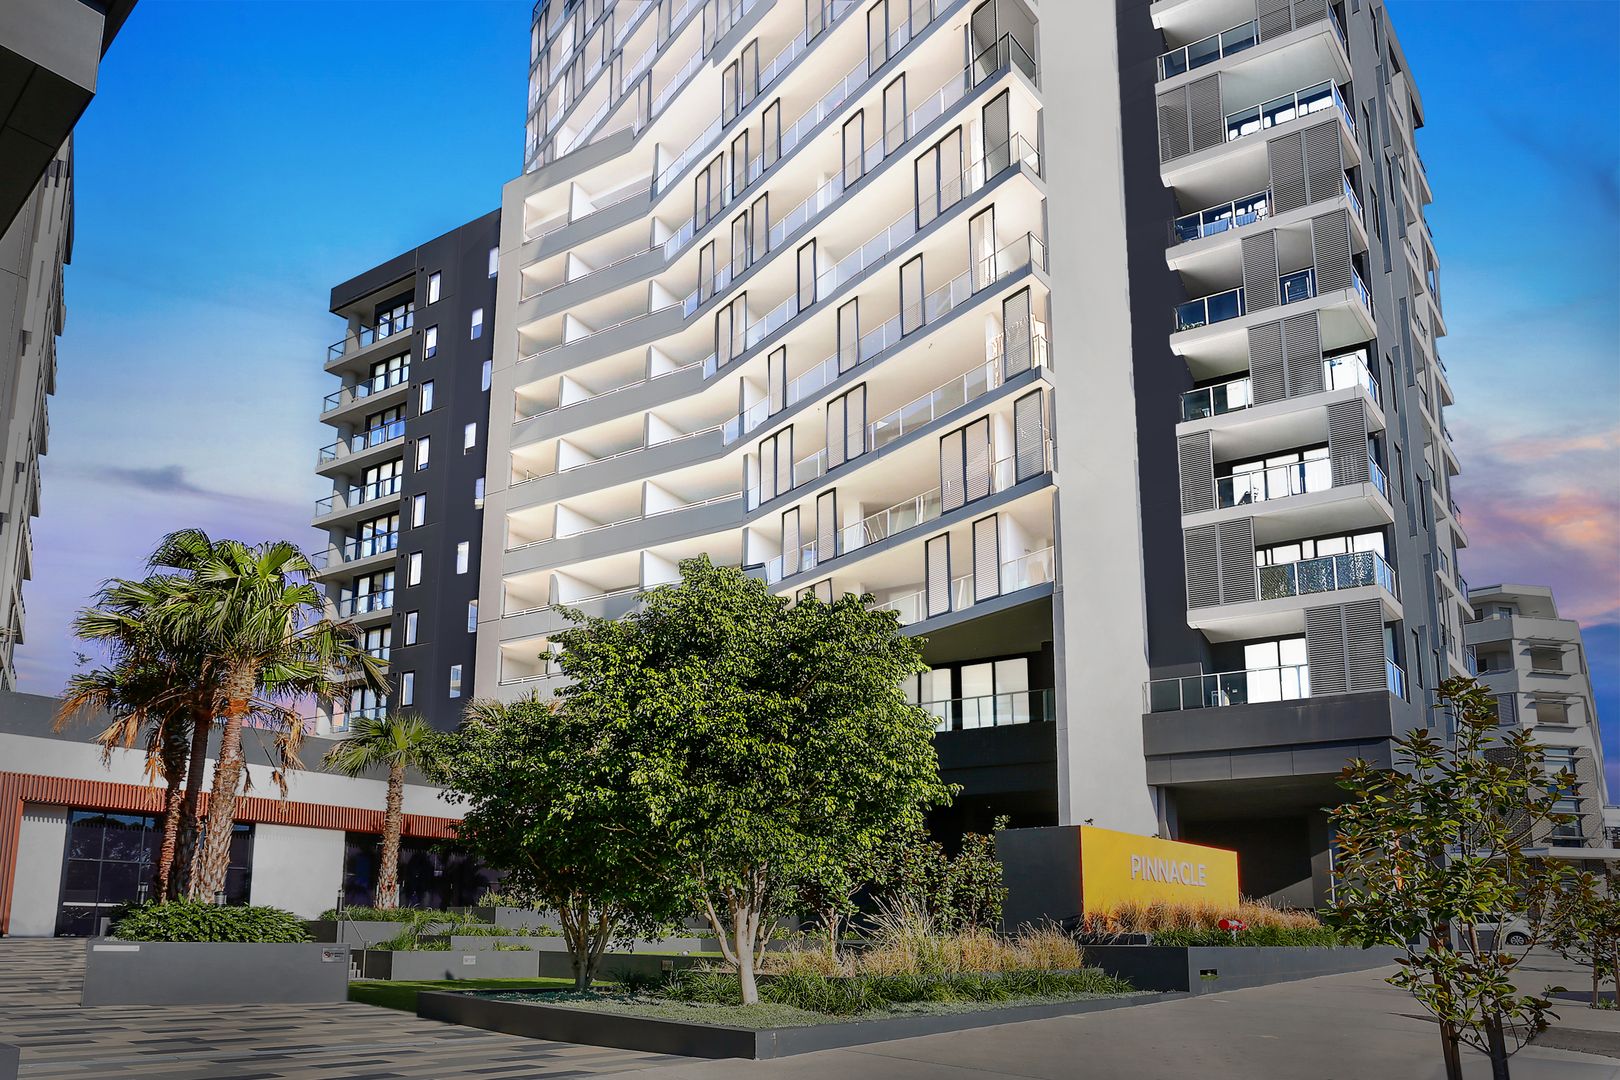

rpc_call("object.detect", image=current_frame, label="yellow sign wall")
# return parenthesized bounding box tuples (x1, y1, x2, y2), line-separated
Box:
(1078, 826, 1239, 913)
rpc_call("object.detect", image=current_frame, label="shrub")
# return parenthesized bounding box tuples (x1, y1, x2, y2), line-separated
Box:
(1077, 898, 1342, 946)
(867, 820, 1009, 933)
(1149, 925, 1343, 947)
(111, 901, 309, 943)
(319, 905, 429, 921)
(662, 966, 1132, 1016)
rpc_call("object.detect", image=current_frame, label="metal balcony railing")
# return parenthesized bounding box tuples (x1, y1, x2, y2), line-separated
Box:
(1172, 189, 1271, 245)
(1146, 663, 1310, 712)
(1174, 266, 1369, 332)
(336, 590, 394, 618)
(1224, 80, 1354, 144)
(1257, 550, 1399, 602)
(1159, 20, 1258, 81)
(318, 419, 406, 463)
(874, 545, 1055, 626)
(323, 366, 410, 412)
(332, 531, 398, 564)
(315, 475, 403, 517)
(1180, 349, 1379, 421)
(327, 311, 413, 362)
(921, 687, 1054, 732)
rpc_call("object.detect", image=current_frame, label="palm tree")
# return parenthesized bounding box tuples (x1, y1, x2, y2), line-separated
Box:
(140, 530, 386, 899)
(323, 712, 437, 909)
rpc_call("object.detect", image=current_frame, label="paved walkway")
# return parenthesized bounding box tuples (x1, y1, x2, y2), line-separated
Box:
(2, 938, 1617, 1079)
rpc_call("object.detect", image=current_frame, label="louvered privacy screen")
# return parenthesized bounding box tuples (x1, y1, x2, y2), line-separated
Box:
(1257, 0, 1329, 39)
(1268, 133, 1307, 213)
(816, 490, 837, 562)
(837, 299, 860, 373)
(1178, 431, 1215, 513)
(781, 508, 801, 577)
(926, 535, 951, 618)
(1013, 389, 1046, 482)
(973, 515, 1000, 602)
(1247, 313, 1325, 403)
(1242, 232, 1281, 311)
(767, 347, 786, 414)
(1267, 123, 1345, 214)
(940, 428, 966, 512)
(1305, 606, 1349, 695)
(1327, 399, 1371, 485)
(1182, 518, 1256, 608)
(964, 417, 992, 503)
(1156, 75, 1224, 163)
(1002, 288, 1033, 376)
(1306, 600, 1388, 696)
(1311, 210, 1354, 292)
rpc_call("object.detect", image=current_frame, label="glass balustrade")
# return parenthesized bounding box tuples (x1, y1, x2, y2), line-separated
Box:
(337, 590, 395, 618)
(1158, 20, 1259, 80)
(921, 688, 1054, 732)
(1145, 664, 1310, 712)
(1217, 457, 1331, 507)
(1257, 550, 1398, 602)
(1224, 81, 1353, 144)
(324, 366, 410, 412)
(874, 545, 1055, 626)
(1179, 350, 1380, 421)
(1174, 265, 1369, 333)
(315, 476, 403, 517)
(1172, 189, 1270, 245)
(327, 311, 413, 362)
(335, 532, 398, 563)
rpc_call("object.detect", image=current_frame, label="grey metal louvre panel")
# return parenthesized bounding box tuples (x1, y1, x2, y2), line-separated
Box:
(1495, 694, 1518, 725)
(1327, 399, 1370, 484)
(816, 490, 837, 562)
(1157, 87, 1189, 163)
(1218, 518, 1257, 603)
(1256, 0, 1293, 39)
(1311, 210, 1354, 292)
(1183, 526, 1220, 608)
(827, 397, 847, 469)
(1013, 390, 1046, 482)
(940, 429, 966, 512)
(926, 535, 951, 617)
(973, 515, 1000, 602)
(1302, 122, 1343, 205)
(1268, 133, 1307, 213)
(1177, 431, 1214, 514)
(1242, 232, 1280, 311)
(781, 508, 801, 577)
(1187, 76, 1224, 153)
(1291, 0, 1328, 28)
(1306, 605, 1349, 695)
(1343, 599, 1387, 691)
(1282, 313, 1325, 396)
(1002, 288, 1033, 376)
(1248, 322, 1287, 403)
(964, 417, 992, 503)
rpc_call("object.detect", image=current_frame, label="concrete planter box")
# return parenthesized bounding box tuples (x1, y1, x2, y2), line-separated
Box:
(306, 920, 411, 946)
(81, 940, 350, 1005)
(1081, 945, 1402, 994)
(356, 948, 540, 981)
(418, 988, 1181, 1059)
(448, 934, 711, 955)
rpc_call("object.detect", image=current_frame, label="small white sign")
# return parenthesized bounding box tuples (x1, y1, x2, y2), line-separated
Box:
(461, 954, 477, 966)
(91, 944, 141, 952)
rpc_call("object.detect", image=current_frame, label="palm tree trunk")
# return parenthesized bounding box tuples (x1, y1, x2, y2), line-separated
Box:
(191, 676, 251, 901)
(376, 762, 404, 909)
(173, 705, 213, 899)
(152, 731, 190, 901)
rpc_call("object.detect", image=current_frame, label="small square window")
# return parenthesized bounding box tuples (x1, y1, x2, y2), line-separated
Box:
(488, 246, 499, 278)
(419, 381, 434, 413)
(408, 552, 423, 586)
(411, 493, 426, 528)
(470, 307, 484, 339)
(464, 422, 477, 451)
(427, 272, 442, 304)
(481, 359, 492, 391)
(448, 664, 462, 699)
(425, 325, 438, 358)
(400, 671, 416, 706)
(404, 611, 419, 644)
(455, 541, 470, 574)
(416, 437, 431, 470)
(467, 599, 478, 632)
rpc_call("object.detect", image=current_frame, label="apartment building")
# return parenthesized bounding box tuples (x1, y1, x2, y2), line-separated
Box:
(1465, 584, 1616, 858)
(478, 0, 1468, 901)
(0, 0, 134, 689)
(314, 212, 500, 733)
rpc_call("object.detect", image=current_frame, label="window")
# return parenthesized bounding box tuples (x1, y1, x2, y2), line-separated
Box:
(455, 541, 470, 574)
(419, 381, 434, 413)
(474, 477, 485, 508)
(481, 359, 492, 391)
(427, 272, 442, 303)
(416, 437, 431, 470)
(424, 325, 438, 358)
(467, 599, 478, 632)
(407, 552, 423, 586)
(488, 246, 499, 278)
(470, 307, 484, 339)
(448, 665, 462, 699)
(400, 672, 415, 706)
(1529, 647, 1565, 673)
(464, 422, 477, 451)
(411, 493, 426, 527)
(404, 611, 419, 644)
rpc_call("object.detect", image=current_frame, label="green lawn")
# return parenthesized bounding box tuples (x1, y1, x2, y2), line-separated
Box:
(350, 977, 576, 1013)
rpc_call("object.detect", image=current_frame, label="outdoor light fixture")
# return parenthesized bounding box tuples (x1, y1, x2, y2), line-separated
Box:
(213, 889, 226, 907)
(136, 882, 149, 905)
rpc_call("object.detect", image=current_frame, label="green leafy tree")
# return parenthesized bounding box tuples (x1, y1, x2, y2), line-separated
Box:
(1540, 870, 1620, 1008)
(869, 818, 1008, 932)
(324, 712, 437, 910)
(553, 556, 952, 1004)
(1329, 676, 1578, 1080)
(137, 530, 385, 900)
(430, 696, 688, 989)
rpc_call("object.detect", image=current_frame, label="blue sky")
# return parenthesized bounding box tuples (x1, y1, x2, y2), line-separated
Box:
(19, 2, 1620, 781)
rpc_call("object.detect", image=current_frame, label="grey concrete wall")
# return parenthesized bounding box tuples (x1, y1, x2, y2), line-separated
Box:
(1082, 945, 1401, 995)
(81, 941, 350, 1005)
(360, 948, 540, 981)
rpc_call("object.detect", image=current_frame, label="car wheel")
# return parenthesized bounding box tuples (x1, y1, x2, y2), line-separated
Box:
(1505, 932, 1530, 947)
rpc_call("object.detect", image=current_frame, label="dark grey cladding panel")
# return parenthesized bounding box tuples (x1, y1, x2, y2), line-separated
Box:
(1141, 689, 1401, 758)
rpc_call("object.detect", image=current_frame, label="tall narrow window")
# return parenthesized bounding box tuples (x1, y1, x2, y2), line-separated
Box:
(474, 476, 485, 507)
(424, 325, 439, 358)
(464, 422, 478, 451)
(456, 541, 470, 574)
(411, 493, 426, 527)
(882, 74, 907, 154)
(467, 600, 479, 633)
(407, 552, 423, 586)
(837, 298, 860, 373)
(415, 437, 431, 470)
(481, 359, 492, 391)
(969, 206, 997, 289)
(404, 611, 419, 644)
(842, 111, 866, 187)
(427, 272, 442, 303)
(448, 665, 462, 699)
(488, 246, 499, 277)
(899, 255, 924, 335)
(470, 307, 484, 339)
(761, 99, 781, 169)
(419, 381, 434, 413)
(796, 240, 817, 310)
(400, 672, 415, 707)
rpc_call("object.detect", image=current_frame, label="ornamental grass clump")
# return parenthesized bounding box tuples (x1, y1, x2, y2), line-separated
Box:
(1079, 898, 1340, 946)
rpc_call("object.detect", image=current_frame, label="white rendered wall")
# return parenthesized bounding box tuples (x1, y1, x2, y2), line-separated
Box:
(10, 805, 67, 936)
(247, 823, 347, 919)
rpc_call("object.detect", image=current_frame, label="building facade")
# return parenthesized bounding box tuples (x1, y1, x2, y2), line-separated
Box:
(314, 212, 500, 733)
(1466, 584, 1615, 857)
(475, 0, 1472, 901)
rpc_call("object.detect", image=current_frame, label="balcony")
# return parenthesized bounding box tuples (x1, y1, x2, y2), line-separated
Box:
(1179, 350, 1379, 422)
(874, 545, 1055, 627)
(322, 365, 410, 416)
(326, 531, 399, 570)
(326, 311, 413, 364)
(1226, 80, 1353, 145)
(1216, 453, 1387, 510)
(336, 590, 394, 618)
(1175, 266, 1366, 333)
(1144, 657, 1405, 713)
(1190, 549, 1401, 641)
(766, 442, 1051, 583)
(315, 475, 404, 520)
(318, 419, 406, 468)
(1261, 550, 1397, 602)
(922, 688, 1054, 733)
(1158, 20, 1258, 80)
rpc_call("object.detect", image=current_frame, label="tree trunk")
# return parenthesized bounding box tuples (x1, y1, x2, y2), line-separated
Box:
(375, 763, 404, 909)
(1595, 960, 1602, 1009)
(191, 676, 251, 901)
(152, 742, 188, 901)
(173, 706, 213, 899)
(1484, 1013, 1512, 1079)
(1439, 1020, 1464, 1080)
(735, 902, 759, 1005)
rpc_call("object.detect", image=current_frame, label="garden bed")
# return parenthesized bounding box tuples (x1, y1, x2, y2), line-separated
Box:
(418, 983, 1174, 1058)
